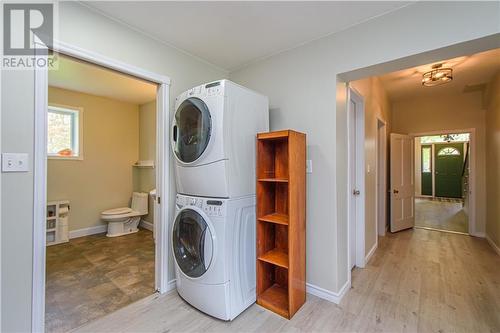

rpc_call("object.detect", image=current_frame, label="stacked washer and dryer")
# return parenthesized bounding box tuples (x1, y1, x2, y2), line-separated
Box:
(171, 80, 269, 320)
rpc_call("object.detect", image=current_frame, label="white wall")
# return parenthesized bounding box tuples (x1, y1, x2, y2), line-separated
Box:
(230, 1, 499, 295)
(2, 2, 499, 331)
(2, 68, 35, 333)
(1, 2, 227, 331)
(391, 92, 486, 235)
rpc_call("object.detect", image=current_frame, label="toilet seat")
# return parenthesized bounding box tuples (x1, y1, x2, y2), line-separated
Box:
(101, 209, 142, 220)
(102, 207, 133, 215)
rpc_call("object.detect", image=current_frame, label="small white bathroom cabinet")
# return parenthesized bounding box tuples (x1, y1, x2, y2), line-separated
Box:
(46, 201, 70, 246)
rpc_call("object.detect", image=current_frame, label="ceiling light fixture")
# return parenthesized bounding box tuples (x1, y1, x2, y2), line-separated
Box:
(422, 63, 453, 87)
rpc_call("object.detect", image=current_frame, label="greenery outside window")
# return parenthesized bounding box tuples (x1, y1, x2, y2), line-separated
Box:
(47, 105, 83, 159)
(422, 146, 431, 172)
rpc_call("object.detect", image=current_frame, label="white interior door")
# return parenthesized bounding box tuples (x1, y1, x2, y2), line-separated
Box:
(349, 99, 357, 269)
(390, 133, 415, 232)
(348, 87, 365, 269)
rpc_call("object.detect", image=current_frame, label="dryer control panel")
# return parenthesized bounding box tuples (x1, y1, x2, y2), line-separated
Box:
(176, 195, 226, 217)
(177, 80, 224, 102)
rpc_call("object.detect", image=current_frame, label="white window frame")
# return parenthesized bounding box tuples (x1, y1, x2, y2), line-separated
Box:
(47, 104, 84, 160)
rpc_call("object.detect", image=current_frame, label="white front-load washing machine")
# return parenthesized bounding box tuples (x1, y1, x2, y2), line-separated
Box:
(172, 194, 256, 321)
(172, 79, 269, 198)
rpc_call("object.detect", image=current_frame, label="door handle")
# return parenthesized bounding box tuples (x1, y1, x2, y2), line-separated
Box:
(353, 189, 361, 196)
(173, 125, 177, 142)
(393, 189, 399, 194)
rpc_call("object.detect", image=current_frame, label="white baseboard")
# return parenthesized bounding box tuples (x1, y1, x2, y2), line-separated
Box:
(140, 220, 154, 232)
(470, 231, 485, 238)
(365, 243, 377, 265)
(165, 279, 177, 293)
(69, 224, 107, 239)
(306, 280, 351, 304)
(486, 234, 500, 256)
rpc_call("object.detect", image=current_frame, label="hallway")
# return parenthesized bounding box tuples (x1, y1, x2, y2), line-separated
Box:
(415, 198, 468, 233)
(75, 229, 500, 332)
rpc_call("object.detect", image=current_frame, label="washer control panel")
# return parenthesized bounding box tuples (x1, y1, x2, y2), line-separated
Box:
(176, 195, 226, 217)
(203, 199, 225, 217)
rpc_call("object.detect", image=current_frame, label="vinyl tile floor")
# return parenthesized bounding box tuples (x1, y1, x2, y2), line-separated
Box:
(415, 198, 468, 233)
(45, 229, 155, 333)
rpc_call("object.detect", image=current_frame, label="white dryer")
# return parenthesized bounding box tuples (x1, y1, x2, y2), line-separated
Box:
(172, 80, 269, 198)
(172, 194, 256, 321)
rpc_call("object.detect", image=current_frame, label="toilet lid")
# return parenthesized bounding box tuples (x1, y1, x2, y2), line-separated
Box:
(102, 207, 133, 215)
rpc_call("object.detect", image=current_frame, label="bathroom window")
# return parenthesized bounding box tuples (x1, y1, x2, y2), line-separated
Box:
(47, 105, 83, 159)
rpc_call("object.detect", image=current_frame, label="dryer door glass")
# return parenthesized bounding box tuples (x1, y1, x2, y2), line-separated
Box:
(174, 97, 212, 163)
(173, 209, 213, 278)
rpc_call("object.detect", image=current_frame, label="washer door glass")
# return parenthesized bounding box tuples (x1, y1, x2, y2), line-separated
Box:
(173, 209, 213, 278)
(173, 97, 212, 163)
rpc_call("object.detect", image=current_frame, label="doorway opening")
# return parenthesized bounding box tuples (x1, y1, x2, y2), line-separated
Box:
(414, 132, 471, 234)
(342, 44, 499, 292)
(33, 43, 171, 333)
(44, 53, 160, 332)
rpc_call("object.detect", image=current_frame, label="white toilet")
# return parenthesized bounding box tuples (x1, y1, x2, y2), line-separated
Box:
(101, 192, 148, 237)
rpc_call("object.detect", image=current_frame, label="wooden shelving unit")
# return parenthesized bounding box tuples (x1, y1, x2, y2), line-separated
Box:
(256, 130, 306, 319)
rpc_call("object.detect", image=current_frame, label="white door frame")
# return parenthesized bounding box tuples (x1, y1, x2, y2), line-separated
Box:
(409, 128, 477, 236)
(347, 86, 366, 270)
(32, 41, 171, 333)
(376, 118, 387, 237)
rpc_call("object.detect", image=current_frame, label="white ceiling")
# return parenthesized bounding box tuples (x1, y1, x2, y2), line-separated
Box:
(49, 54, 157, 104)
(379, 48, 500, 101)
(85, 1, 412, 72)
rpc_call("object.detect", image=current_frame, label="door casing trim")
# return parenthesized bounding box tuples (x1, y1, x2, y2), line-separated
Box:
(347, 86, 366, 271)
(409, 128, 477, 236)
(32, 40, 171, 333)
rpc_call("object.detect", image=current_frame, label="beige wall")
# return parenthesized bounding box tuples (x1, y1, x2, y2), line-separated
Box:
(48, 87, 140, 231)
(350, 77, 391, 257)
(135, 100, 157, 224)
(485, 71, 500, 249)
(391, 92, 487, 235)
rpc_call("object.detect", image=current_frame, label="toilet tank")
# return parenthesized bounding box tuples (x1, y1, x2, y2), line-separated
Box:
(131, 192, 148, 214)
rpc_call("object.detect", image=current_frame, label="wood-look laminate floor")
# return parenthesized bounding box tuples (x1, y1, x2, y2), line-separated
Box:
(46, 229, 155, 333)
(74, 228, 500, 333)
(415, 198, 468, 233)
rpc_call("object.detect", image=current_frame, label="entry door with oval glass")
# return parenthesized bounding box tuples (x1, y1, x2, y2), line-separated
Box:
(173, 209, 214, 278)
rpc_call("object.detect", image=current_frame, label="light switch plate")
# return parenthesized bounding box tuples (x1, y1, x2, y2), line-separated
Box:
(306, 159, 313, 174)
(2, 153, 29, 172)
